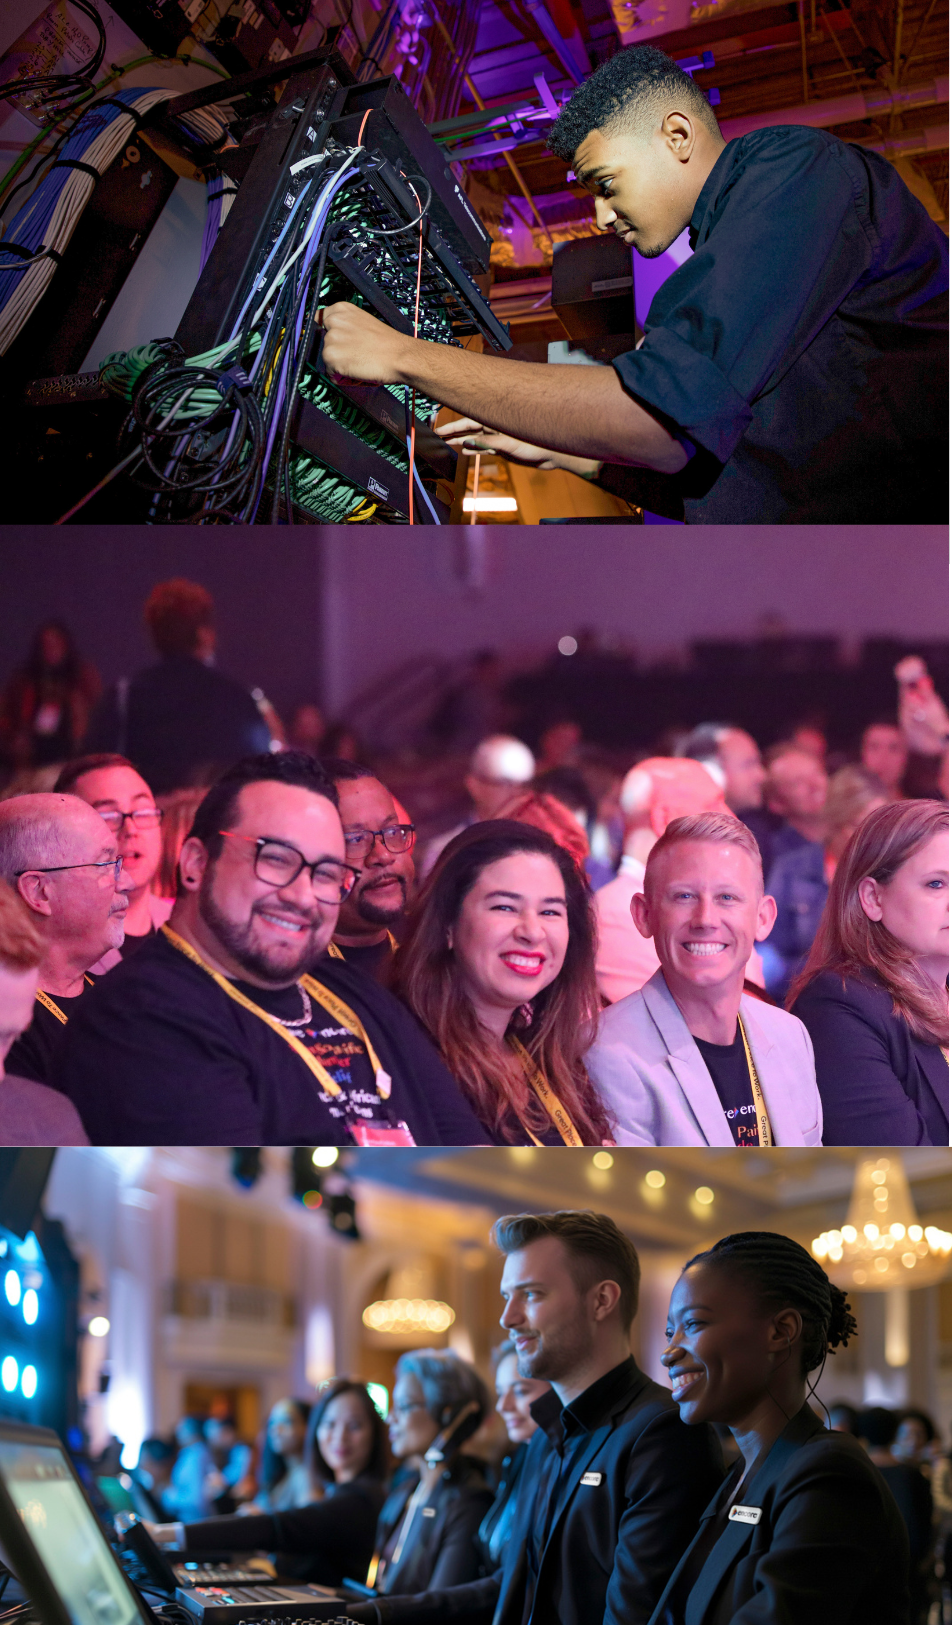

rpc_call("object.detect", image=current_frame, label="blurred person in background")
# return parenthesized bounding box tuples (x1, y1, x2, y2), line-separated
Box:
(161, 1418, 216, 1525)
(84, 579, 272, 794)
(535, 719, 582, 773)
(153, 789, 209, 899)
(421, 736, 535, 878)
(895, 655, 949, 800)
(323, 761, 417, 981)
(0, 621, 101, 773)
(359, 1342, 551, 1623)
(588, 814, 821, 1147)
(788, 720, 828, 762)
(744, 744, 829, 875)
(829, 1403, 861, 1436)
(126, 1438, 174, 1523)
(679, 723, 766, 816)
(54, 755, 172, 968)
(205, 1416, 255, 1513)
(531, 768, 614, 889)
(427, 650, 505, 755)
(592, 757, 763, 1005)
(494, 787, 591, 875)
(393, 821, 612, 1146)
(0, 881, 87, 1144)
(248, 1400, 314, 1514)
(857, 1408, 933, 1624)
(321, 724, 363, 763)
(151, 1380, 388, 1586)
(0, 793, 127, 1083)
(860, 720, 909, 802)
(790, 800, 948, 1146)
(761, 765, 886, 1000)
(288, 703, 327, 758)
(370, 1350, 494, 1596)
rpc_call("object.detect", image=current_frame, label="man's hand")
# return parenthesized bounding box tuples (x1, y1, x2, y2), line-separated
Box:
(320, 302, 412, 385)
(435, 417, 601, 477)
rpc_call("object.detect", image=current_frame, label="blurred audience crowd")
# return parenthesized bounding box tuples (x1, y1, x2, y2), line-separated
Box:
(0, 580, 946, 1149)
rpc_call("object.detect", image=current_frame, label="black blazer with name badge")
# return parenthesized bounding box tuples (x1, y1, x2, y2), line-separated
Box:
(364, 1359, 723, 1625)
(647, 1405, 910, 1625)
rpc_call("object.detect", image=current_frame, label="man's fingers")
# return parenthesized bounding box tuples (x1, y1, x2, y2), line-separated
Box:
(436, 416, 486, 438)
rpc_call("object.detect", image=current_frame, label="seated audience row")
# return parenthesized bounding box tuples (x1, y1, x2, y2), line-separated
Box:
(133, 1209, 911, 1625)
(0, 747, 946, 1147)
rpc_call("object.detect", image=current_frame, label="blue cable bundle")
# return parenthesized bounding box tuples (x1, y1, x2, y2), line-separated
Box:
(0, 86, 168, 352)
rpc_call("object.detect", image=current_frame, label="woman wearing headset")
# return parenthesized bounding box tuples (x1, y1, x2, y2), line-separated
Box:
(650, 1232, 910, 1624)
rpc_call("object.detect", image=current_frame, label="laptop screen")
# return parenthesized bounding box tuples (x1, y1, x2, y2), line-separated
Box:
(0, 1438, 144, 1625)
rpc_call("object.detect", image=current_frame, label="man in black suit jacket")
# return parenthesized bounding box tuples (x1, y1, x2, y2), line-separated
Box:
(349, 1210, 723, 1625)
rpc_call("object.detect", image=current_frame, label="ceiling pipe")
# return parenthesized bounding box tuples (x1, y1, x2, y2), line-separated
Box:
(855, 123, 948, 159)
(719, 74, 948, 139)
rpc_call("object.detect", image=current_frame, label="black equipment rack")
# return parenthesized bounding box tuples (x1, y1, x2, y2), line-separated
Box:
(10, 47, 511, 523)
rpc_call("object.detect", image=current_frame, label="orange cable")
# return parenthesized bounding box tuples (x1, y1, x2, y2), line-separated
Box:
(357, 108, 371, 144)
(470, 451, 480, 525)
(408, 179, 425, 526)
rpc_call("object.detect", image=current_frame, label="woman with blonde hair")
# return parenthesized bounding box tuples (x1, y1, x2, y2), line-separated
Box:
(392, 821, 612, 1145)
(789, 799, 948, 1145)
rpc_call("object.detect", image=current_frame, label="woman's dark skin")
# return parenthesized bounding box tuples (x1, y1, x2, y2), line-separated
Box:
(662, 1262, 807, 1493)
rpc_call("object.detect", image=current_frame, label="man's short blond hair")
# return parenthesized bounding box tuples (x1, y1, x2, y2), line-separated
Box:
(643, 811, 763, 893)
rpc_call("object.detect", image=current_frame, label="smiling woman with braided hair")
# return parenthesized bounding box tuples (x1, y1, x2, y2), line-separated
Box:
(648, 1231, 910, 1625)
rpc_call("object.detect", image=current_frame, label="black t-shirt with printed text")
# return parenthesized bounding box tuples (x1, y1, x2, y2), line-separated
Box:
(694, 1026, 758, 1146)
(50, 929, 491, 1147)
(6, 985, 90, 1084)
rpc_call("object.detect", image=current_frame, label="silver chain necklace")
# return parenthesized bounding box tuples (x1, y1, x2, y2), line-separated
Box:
(273, 982, 313, 1029)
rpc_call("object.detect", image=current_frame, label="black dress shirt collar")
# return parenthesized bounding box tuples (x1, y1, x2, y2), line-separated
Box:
(530, 1355, 639, 1450)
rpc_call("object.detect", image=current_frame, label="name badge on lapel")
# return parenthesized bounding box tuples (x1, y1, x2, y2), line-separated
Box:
(580, 1472, 602, 1486)
(728, 1505, 762, 1525)
(422, 1507, 436, 1517)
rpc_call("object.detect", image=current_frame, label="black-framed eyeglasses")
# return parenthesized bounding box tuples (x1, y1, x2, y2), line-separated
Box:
(219, 832, 360, 902)
(14, 858, 123, 884)
(342, 823, 416, 862)
(98, 808, 163, 831)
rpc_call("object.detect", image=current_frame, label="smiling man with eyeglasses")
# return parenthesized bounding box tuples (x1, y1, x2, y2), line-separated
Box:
(0, 792, 128, 1086)
(54, 754, 173, 969)
(52, 753, 491, 1148)
(323, 759, 417, 982)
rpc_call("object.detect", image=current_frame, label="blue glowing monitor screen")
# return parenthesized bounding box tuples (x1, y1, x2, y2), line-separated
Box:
(0, 1440, 142, 1625)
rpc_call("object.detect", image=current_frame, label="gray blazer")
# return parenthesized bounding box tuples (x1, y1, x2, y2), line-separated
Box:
(587, 969, 822, 1147)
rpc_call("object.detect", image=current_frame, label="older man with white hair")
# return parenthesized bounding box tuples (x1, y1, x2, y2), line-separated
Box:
(0, 794, 128, 1082)
(421, 734, 536, 877)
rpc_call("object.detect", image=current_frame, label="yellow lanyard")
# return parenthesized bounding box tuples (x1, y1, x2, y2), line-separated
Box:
(35, 976, 93, 1024)
(507, 1036, 584, 1147)
(737, 1015, 774, 1148)
(327, 932, 399, 959)
(161, 926, 392, 1100)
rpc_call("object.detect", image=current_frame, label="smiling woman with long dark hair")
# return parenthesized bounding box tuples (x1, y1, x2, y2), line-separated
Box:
(789, 799, 949, 1146)
(391, 820, 611, 1146)
(650, 1232, 910, 1625)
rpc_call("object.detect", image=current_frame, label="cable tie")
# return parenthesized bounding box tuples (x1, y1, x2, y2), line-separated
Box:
(219, 366, 252, 393)
(49, 158, 101, 181)
(0, 241, 63, 265)
(94, 97, 153, 133)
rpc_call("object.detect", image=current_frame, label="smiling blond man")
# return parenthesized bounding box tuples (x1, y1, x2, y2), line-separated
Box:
(586, 812, 821, 1146)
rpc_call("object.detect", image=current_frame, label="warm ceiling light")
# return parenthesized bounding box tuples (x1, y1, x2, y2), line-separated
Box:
(362, 1298, 456, 1335)
(812, 1156, 952, 1289)
(592, 1152, 613, 1169)
(462, 496, 519, 511)
(695, 1187, 714, 1206)
(645, 1170, 666, 1189)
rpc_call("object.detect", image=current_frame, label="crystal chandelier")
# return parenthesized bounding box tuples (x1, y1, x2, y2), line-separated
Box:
(811, 1154, 952, 1290)
(362, 1299, 455, 1334)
